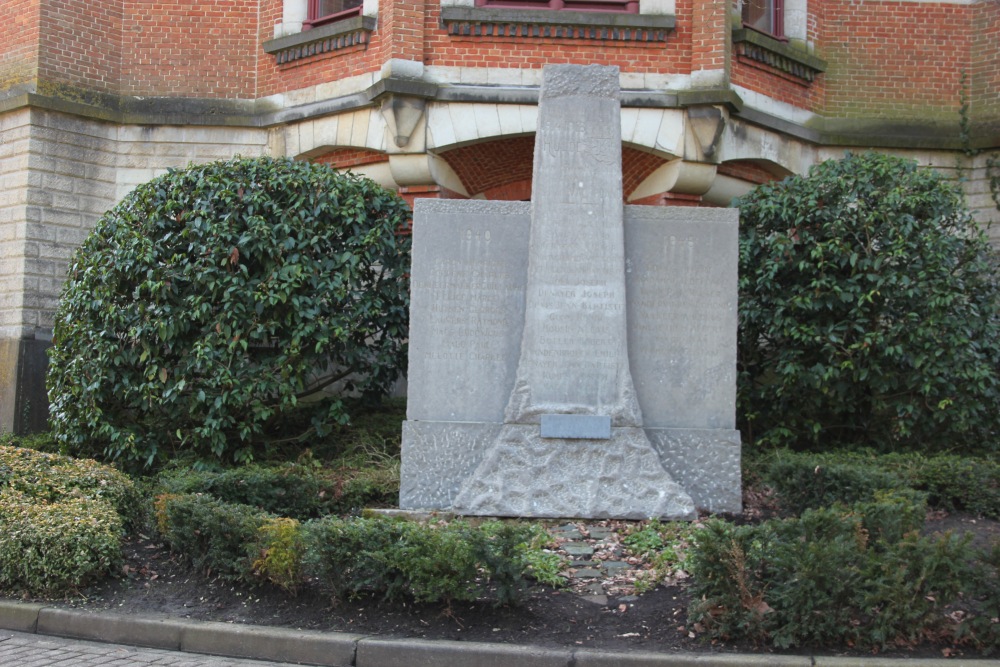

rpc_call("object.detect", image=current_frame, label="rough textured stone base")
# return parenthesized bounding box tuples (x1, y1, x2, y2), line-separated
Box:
(451, 425, 696, 520)
(646, 428, 741, 514)
(401, 421, 741, 516)
(400, 421, 500, 509)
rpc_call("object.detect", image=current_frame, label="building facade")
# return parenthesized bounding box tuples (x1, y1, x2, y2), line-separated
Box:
(1, 0, 998, 433)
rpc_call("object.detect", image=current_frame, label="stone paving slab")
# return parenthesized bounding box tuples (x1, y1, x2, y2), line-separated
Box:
(0, 630, 308, 667)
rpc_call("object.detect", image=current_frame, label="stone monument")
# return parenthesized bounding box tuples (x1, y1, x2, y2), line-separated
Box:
(401, 64, 741, 519)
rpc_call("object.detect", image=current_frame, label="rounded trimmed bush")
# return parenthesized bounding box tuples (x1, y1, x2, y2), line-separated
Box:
(737, 152, 1000, 452)
(0, 490, 124, 596)
(48, 156, 411, 467)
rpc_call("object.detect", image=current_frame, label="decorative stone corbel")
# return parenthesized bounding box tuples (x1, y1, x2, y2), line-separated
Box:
(366, 77, 438, 149)
(684, 105, 727, 163)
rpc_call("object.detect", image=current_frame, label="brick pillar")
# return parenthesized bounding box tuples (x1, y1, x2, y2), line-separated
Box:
(690, 0, 730, 86)
(380, 0, 427, 64)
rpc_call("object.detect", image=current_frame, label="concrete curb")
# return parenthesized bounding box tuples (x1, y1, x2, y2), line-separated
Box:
(1, 599, 998, 667)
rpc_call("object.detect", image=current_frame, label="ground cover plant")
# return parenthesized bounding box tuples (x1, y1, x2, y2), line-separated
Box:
(737, 152, 1000, 452)
(47, 156, 412, 469)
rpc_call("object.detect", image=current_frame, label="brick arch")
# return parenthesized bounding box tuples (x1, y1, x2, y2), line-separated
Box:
(310, 147, 389, 170)
(437, 136, 536, 198)
(622, 147, 670, 200)
(718, 159, 790, 185)
(439, 137, 672, 201)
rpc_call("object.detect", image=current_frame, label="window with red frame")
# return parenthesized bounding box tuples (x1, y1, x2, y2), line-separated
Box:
(741, 0, 784, 38)
(474, 0, 638, 13)
(304, 0, 363, 29)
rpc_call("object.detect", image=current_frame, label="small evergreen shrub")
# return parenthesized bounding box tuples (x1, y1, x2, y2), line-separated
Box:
(963, 542, 1000, 654)
(760, 449, 1000, 519)
(48, 156, 412, 468)
(155, 493, 272, 581)
(914, 455, 1000, 519)
(252, 517, 304, 593)
(302, 518, 540, 605)
(687, 499, 976, 650)
(156, 462, 397, 519)
(157, 466, 328, 519)
(760, 450, 911, 514)
(0, 490, 123, 595)
(738, 152, 1000, 452)
(0, 445, 142, 530)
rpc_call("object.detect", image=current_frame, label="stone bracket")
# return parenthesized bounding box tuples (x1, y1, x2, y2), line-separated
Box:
(366, 78, 439, 148)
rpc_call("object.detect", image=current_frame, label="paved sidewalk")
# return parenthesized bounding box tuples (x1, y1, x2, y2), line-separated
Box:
(2, 600, 999, 667)
(0, 630, 304, 666)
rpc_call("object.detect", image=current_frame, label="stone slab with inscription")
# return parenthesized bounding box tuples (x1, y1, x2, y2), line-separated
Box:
(401, 64, 741, 518)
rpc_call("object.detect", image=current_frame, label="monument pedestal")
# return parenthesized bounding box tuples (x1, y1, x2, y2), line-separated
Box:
(401, 65, 741, 519)
(400, 421, 740, 516)
(452, 425, 694, 519)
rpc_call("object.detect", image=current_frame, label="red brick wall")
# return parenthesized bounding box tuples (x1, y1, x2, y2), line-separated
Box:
(258, 0, 385, 97)
(971, 0, 999, 123)
(731, 54, 824, 110)
(379, 0, 426, 64)
(422, 0, 695, 75)
(819, 0, 972, 120)
(691, 0, 728, 75)
(120, 1, 258, 98)
(35, 0, 122, 95)
(0, 0, 41, 90)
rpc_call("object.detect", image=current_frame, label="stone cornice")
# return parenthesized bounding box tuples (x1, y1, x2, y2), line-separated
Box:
(3, 81, 996, 152)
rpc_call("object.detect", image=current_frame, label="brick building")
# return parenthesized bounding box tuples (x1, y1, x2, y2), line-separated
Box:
(0, 0, 997, 433)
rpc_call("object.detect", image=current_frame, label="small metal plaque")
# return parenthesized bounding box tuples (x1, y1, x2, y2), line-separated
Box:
(540, 414, 612, 440)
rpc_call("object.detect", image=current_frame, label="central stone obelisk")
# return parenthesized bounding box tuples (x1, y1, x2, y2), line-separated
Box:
(451, 65, 696, 519)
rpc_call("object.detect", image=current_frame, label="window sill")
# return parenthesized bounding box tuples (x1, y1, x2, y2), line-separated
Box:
(440, 7, 674, 42)
(732, 28, 826, 83)
(263, 16, 377, 64)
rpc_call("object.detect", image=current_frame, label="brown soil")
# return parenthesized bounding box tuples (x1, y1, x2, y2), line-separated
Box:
(34, 504, 1000, 661)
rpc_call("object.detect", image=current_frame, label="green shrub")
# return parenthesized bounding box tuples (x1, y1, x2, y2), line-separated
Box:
(156, 461, 397, 519)
(852, 489, 927, 544)
(302, 518, 540, 605)
(252, 517, 305, 593)
(760, 450, 911, 514)
(914, 455, 1000, 519)
(48, 156, 412, 468)
(0, 431, 59, 454)
(155, 493, 272, 581)
(962, 542, 1000, 654)
(0, 445, 142, 530)
(760, 449, 1000, 520)
(737, 152, 1000, 452)
(0, 490, 123, 596)
(157, 466, 328, 519)
(302, 516, 411, 600)
(687, 501, 976, 650)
